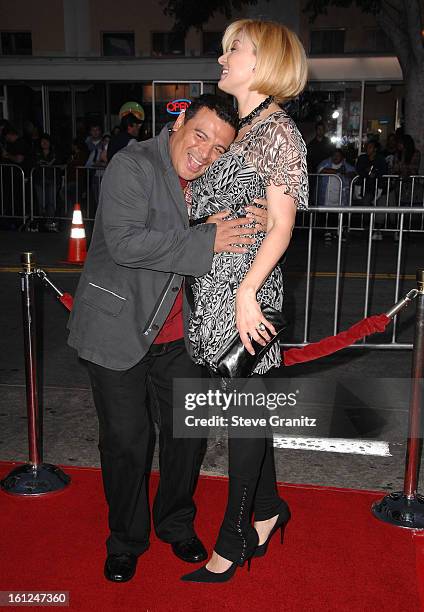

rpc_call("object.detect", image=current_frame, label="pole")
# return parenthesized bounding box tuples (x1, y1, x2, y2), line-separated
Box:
(0, 253, 70, 496)
(403, 269, 424, 498)
(21, 252, 42, 467)
(372, 269, 424, 528)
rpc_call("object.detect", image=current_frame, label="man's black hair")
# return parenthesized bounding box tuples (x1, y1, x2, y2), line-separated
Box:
(184, 94, 238, 132)
(120, 113, 143, 131)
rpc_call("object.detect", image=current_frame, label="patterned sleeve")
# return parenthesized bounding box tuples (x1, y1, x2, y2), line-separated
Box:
(256, 114, 309, 210)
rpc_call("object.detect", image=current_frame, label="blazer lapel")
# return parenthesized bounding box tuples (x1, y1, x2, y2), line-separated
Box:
(157, 125, 190, 225)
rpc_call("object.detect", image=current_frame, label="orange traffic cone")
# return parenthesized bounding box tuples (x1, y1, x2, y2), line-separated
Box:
(67, 203, 87, 264)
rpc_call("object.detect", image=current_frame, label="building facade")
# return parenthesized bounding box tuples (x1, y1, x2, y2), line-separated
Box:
(0, 0, 404, 158)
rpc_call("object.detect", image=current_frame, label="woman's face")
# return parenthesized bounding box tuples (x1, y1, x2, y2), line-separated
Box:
(218, 30, 256, 96)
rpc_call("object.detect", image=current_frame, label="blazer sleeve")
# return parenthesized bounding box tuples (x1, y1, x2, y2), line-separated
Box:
(100, 152, 216, 277)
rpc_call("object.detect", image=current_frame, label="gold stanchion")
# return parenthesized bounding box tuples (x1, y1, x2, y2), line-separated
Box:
(0, 252, 70, 495)
(372, 269, 424, 528)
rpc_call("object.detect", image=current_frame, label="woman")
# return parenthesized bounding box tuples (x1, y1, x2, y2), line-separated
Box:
(182, 19, 308, 583)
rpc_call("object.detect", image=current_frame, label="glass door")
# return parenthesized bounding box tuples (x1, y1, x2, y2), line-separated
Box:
(152, 81, 203, 135)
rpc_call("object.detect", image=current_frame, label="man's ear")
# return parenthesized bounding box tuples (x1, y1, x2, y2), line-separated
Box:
(172, 111, 186, 132)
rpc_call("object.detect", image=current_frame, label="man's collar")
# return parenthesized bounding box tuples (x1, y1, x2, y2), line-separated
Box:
(157, 122, 176, 172)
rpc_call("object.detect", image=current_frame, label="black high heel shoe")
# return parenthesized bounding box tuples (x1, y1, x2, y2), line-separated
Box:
(181, 529, 259, 584)
(253, 505, 290, 558)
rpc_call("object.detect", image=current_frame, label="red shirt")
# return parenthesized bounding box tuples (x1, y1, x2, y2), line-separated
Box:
(153, 177, 188, 344)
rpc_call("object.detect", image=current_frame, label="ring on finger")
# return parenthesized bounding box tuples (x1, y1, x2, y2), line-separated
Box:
(257, 322, 266, 332)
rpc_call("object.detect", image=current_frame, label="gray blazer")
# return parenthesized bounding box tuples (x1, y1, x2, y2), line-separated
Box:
(67, 125, 216, 370)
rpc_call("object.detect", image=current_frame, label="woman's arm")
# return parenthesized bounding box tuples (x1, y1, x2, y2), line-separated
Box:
(236, 183, 297, 355)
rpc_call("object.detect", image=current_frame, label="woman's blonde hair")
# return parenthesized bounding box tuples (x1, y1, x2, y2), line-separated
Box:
(222, 19, 308, 103)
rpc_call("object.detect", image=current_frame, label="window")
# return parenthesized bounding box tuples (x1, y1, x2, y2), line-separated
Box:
(0, 32, 32, 55)
(365, 29, 394, 53)
(102, 32, 135, 57)
(202, 32, 222, 56)
(310, 29, 345, 55)
(152, 32, 185, 56)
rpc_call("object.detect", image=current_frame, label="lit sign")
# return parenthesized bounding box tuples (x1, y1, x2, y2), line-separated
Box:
(166, 99, 192, 115)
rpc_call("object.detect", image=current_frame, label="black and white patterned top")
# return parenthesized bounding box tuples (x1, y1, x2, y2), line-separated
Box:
(188, 110, 308, 374)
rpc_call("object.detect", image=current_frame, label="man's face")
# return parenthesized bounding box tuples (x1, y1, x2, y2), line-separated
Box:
(90, 126, 102, 140)
(366, 142, 376, 157)
(332, 151, 343, 165)
(169, 107, 236, 181)
(128, 123, 141, 138)
(316, 125, 325, 139)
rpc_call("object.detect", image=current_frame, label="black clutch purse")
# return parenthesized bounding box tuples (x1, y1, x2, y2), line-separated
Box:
(212, 305, 287, 379)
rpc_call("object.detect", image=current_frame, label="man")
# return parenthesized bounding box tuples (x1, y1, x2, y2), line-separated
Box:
(317, 149, 356, 243)
(356, 140, 388, 240)
(85, 123, 105, 209)
(107, 102, 145, 161)
(306, 121, 334, 174)
(67, 95, 264, 583)
(85, 123, 103, 165)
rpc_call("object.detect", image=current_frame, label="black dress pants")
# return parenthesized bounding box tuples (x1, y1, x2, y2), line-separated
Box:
(85, 339, 206, 556)
(214, 373, 287, 564)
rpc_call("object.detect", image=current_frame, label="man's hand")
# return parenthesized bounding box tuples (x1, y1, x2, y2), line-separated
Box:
(208, 209, 257, 254)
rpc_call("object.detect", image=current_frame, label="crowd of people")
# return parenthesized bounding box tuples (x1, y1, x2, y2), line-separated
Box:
(306, 121, 422, 242)
(0, 99, 422, 235)
(0, 106, 144, 230)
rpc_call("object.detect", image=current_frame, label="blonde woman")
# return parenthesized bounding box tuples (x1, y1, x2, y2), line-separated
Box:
(182, 19, 308, 583)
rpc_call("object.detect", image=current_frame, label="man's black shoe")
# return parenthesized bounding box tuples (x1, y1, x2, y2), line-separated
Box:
(104, 553, 138, 582)
(171, 536, 208, 563)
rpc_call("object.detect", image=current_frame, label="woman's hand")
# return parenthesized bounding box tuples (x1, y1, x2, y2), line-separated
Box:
(245, 198, 267, 230)
(236, 286, 276, 355)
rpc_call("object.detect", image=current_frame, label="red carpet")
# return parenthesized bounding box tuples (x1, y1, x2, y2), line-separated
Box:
(0, 461, 422, 612)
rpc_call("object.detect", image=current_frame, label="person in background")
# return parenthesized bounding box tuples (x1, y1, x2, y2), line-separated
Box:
(0, 125, 29, 224)
(85, 123, 104, 167)
(317, 149, 356, 243)
(356, 140, 388, 241)
(99, 133, 111, 165)
(389, 134, 422, 239)
(61, 137, 89, 216)
(107, 102, 145, 162)
(392, 134, 421, 181)
(2, 126, 31, 172)
(85, 123, 105, 210)
(0, 119, 11, 161)
(33, 133, 59, 232)
(306, 121, 334, 174)
(111, 125, 121, 137)
(381, 133, 398, 173)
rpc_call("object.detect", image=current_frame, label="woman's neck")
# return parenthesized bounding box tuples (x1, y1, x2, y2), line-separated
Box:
(236, 91, 268, 119)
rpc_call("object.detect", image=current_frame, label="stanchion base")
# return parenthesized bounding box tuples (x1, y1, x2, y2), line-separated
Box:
(372, 491, 424, 529)
(0, 463, 71, 496)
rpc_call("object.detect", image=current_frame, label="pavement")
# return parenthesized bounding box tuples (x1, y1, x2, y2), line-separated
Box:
(0, 226, 423, 493)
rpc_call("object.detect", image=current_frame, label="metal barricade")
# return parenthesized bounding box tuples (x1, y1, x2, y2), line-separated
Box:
(297, 173, 424, 235)
(28, 164, 106, 223)
(74, 165, 105, 221)
(286, 205, 424, 352)
(0, 163, 26, 225)
(29, 165, 66, 224)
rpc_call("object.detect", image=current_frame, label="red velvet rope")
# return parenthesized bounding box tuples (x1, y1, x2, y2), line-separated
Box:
(54, 289, 391, 366)
(283, 314, 390, 366)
